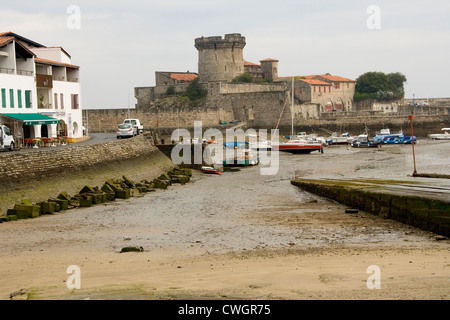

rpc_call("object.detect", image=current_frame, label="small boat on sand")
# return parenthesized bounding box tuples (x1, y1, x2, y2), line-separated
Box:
(327, 132, 355, 145)
(272, 139, 324, 154)
(223, 142, 259, 166)
(201, 166, 223, 175)
(351, 134, 382, 148)
(429, 128, 450, 140)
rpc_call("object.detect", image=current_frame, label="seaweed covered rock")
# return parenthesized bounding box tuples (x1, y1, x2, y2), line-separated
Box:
(13, 203, 40, 218)
(48, 198, 69, 210)
(57, 192, 72, 201)
(120, 246, 144, 253)
(170, 175, 190, 184)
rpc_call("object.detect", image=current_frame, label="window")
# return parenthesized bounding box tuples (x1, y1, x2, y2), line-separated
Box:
(329, 87, 331, 93)
(54, 93, 58, 109)
(4, 126, 11, 136)
(299, 86, 302, 94)
(314, 86, 316, 93)
(1, 89, 5, 108)
(18, 90, 22, 108)
(71, 94, 79, 109)
(9, 89, 14, 108)
(335, 83, 340, 89)
(60, 93, 64, 109)
(25, 90, 32, 108)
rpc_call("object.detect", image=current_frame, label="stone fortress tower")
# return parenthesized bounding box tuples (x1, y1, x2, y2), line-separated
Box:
(194, 33, 246, 83)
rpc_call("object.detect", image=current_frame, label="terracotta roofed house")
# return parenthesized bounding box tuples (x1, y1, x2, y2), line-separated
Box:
(276, 73, 355, 112)
(0, 31, 83, 142)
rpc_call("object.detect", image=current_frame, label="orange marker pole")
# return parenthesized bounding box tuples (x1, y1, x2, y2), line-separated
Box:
(408, 115, 417, 175)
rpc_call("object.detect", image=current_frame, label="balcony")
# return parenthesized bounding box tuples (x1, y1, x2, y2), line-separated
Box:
(17, 69, 34, 76)
(0, 67, 14, 74)
(36, 74, 53, 88)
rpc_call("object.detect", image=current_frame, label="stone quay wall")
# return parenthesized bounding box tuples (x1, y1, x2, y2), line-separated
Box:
(295, 113, 450, 138)
(0, 134, 176, 214)
(291, 179, 450, 237)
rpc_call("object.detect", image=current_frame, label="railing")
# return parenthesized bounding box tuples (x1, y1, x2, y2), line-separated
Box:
(17, 70, 34, 76)
(67, 77, 79, 83)
(53, 76, 66, 81)
(0, 67, 14, 74)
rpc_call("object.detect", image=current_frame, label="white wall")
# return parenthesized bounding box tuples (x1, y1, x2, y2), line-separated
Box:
(0, 73, 37, 111)
(30, 47, 71, 64)
(49, 80, 83, 138)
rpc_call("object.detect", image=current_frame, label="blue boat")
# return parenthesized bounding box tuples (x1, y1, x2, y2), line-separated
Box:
(373, 128, 416, 145)
(223, 141, 249, 149)
(222, 141, 259, 166)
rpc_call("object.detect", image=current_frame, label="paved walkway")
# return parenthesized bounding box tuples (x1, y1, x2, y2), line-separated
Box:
(0, 133, 117, 156)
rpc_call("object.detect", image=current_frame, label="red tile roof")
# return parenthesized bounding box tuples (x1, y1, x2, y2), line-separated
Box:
(244, 60, 260, 66)
(0, 31, 45, 47)
(170, 73, 198, 82)
(0, 36, 15, 47)
(315, 74, 355, 82)
(299, 79, 332, 85)
(276, 76, 331, 85)
(0, 35, 37, 57)
(35, 57, 79, 69)
(277, 74, 355, 84)
(260, 58, 279, 62)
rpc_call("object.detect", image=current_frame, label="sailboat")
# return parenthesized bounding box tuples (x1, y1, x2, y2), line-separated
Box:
(271, 77, 324, 154)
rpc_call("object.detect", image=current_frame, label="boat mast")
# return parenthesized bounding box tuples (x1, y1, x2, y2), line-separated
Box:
(291, 77, 294, 138)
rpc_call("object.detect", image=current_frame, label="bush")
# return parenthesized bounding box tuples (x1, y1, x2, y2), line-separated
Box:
(182, 78, 207, 101)
(232, 73, 253, 83)
(165, 86, 176, 95)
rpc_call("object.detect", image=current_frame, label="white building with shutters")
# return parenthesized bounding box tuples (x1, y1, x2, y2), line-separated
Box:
(0, 31, 83, 141)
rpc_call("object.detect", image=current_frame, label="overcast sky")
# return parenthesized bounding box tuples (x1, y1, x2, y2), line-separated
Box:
(1, 0, 449, 109)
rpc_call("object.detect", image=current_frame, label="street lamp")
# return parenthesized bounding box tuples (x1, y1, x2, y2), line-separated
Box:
(408, 115, 417, 175)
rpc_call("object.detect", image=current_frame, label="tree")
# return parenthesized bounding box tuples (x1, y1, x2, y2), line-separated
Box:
(354, 71, 407, 101)
(387, 72, 407, 92)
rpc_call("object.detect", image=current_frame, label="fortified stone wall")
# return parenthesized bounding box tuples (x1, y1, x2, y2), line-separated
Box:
(135, 83, 192, 108)
(84, 106, 234, 133)
(203, 81, 292, 129)
(0, 134, 176, 214)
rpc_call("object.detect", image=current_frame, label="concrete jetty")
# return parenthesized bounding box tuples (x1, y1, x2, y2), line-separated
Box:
(291, 177, 450, 237)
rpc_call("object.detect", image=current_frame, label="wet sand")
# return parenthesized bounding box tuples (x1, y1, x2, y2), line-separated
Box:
(0, 139, 449, 300)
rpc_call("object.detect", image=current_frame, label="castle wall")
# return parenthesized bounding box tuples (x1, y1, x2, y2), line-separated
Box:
(135, 83, 191, 108)
(84, 106, 234, 133)
(202, 82, 292, 129)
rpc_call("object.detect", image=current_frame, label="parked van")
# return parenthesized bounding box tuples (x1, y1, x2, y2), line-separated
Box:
(0, 124, 15, 151)
(123, 119, 143, 135)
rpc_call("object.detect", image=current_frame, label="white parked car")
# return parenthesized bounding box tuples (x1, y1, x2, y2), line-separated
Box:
(0, 124, 15, 151)
(123, 119, 143, 135)
(117, 123, 137, 139)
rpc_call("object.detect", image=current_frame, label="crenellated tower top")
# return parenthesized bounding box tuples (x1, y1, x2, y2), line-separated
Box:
(194, 33, 246, 83)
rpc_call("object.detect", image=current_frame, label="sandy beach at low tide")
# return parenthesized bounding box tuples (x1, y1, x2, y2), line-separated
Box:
(0, 139, 449, 300)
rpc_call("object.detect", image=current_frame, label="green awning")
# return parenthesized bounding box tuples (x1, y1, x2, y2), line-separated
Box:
(1, 113, 60, 125)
